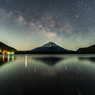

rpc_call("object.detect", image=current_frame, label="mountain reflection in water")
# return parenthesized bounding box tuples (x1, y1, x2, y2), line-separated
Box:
(0, 54, 95, 95)
(79, 57, 95, 63)
(33, 57, 63, 66)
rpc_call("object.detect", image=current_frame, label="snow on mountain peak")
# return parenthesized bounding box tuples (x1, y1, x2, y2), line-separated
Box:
(42, 42, 58, 47)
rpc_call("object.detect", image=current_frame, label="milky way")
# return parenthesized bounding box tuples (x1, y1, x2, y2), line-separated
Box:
(0, 0, 95, 50)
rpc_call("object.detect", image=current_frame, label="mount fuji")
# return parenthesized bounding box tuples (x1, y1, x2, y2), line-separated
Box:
(31, 42, 70, 52)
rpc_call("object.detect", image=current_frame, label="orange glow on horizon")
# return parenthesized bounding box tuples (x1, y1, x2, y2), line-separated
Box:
(3, 50, 8, 54)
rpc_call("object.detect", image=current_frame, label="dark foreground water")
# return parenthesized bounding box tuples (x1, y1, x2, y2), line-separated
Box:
(0, 54, 95, 95)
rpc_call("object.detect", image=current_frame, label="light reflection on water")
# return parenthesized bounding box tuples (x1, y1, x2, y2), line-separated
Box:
(25, 55, 28, 68)
(0, 54, 95, 95)
(0, 54, 15, 66)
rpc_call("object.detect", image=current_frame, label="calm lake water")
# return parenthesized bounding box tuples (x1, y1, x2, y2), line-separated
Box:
(0, 54, 95, 95)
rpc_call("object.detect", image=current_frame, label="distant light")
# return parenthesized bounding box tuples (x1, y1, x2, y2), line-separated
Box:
(0, 50, 2, 52)
(7, 51, 15, 55)
(76, 15, 78, 18)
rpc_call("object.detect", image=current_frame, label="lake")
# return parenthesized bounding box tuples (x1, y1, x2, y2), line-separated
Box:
(0, 54, 95, 95)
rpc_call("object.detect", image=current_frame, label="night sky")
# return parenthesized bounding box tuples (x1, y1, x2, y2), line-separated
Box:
(0, 0, 95, 51)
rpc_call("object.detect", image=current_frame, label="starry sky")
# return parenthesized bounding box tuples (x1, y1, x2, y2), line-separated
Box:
(0, 0, 95, 51)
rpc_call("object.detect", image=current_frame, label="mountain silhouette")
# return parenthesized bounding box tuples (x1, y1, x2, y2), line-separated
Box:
(0, 42, 17, 52)
(77, 44, 95, 54)
(16, 42, 74, 54)
(31, 42, 70, 52)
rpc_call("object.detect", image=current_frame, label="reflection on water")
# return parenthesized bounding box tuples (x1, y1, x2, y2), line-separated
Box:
(0, 55, 15, 66)
(25, 55, 28, 68)
(79, 57, 95, 63)
(3, 55, 4, 62)
(33, 57, 63, 66)
(0, 54, 95, 95)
